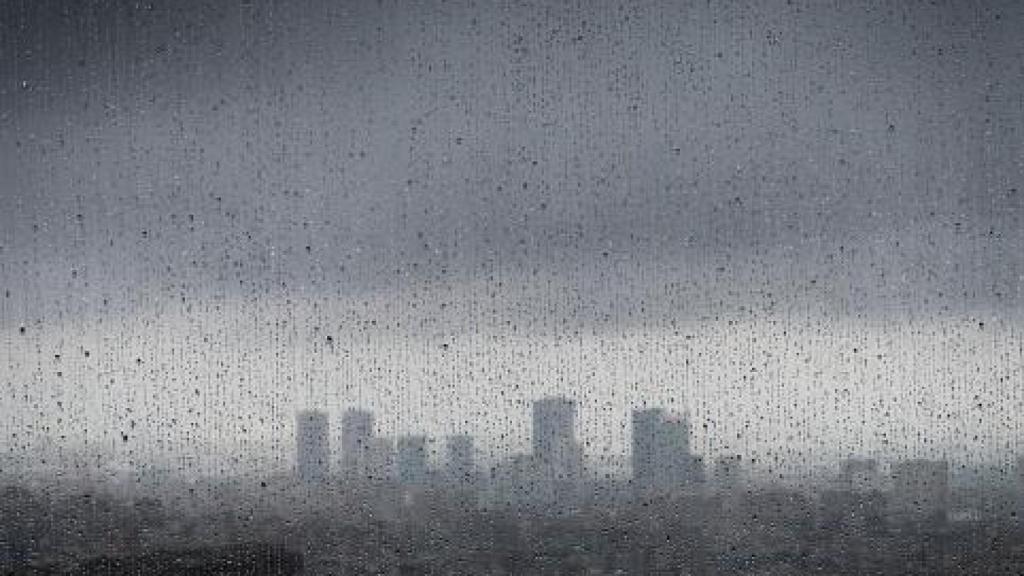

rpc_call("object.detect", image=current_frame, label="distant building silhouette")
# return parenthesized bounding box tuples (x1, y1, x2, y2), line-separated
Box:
(365, 437, 395, 482)
(838, 457, 881, 492)
(819, 487, 887, 534)
(632, 408, 702, 494)
(632, 408, 661, 485)
(532, 397, 583, 482)
(892, 459, 949, 523)
(397, 435, 429, 485)
(489, 453, 537, 509)
(820, 458, 887, 534)
(713, 454, 743, 492)
(445, 434, 476, 485)
(295, 410, 330, 483)
(341, 409, 375, 480)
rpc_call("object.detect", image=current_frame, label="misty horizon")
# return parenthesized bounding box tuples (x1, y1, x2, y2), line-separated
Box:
(2, 0, 1023, 573)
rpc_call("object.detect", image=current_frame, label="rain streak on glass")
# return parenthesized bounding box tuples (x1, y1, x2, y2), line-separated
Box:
(1, 0, 1022, 574)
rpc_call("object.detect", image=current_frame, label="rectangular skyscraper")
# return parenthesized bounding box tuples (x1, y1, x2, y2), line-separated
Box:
(397, 435, 429, 485)
(892, 459, 950, 523)
(341, 409, 375, 480)
(632, 408, 700, 493)
(296, 410, 330, 483)
(446, 434, 476, 484)
(838, 458, 881, 492)
(532, 397, 582, 482)
(366, 437, 395, 483)
(632, 408, 662, 486)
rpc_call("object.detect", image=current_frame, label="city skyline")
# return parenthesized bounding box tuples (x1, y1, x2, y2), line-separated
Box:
(2, 307, 1021, 479)
(286, 398, 1022, 490)
(2, 0, 1023, 572)
(2, 0, 1023, 484)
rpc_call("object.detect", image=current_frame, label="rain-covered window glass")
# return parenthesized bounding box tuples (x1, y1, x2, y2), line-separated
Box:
(1, 1, 1022, 574)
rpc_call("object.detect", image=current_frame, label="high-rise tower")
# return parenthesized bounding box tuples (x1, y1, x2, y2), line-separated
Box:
(296, 410, 330, 483)
(397, 435, 429, 485)
(446, 434, 476, 485)
(631, 408, 700, 493)
(341, 409, 375, 480)
(532, 397, 582, 482)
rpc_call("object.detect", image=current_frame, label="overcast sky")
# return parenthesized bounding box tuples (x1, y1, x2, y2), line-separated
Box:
(1, 0, 1022, 479)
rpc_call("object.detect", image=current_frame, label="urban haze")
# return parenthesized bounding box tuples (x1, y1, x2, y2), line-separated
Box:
(1, 0, 1023, 574)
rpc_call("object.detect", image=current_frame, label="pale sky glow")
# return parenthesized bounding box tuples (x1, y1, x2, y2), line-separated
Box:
(3, 280, 1021, 479)
(1, 0, 1022, 485)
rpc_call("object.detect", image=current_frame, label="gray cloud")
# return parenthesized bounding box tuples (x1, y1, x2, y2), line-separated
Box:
(1, 0, 1021, 321)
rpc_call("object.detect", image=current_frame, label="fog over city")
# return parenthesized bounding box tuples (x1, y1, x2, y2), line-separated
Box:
(1, 0, 1024, 573)
(3, 0, 1021, 479)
